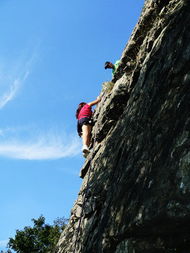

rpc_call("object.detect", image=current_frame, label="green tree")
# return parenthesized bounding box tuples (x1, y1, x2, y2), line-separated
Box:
(8, 215, 67, 253)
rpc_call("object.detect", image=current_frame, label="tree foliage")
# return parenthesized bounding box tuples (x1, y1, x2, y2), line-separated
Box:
(8, 215, 67, 253)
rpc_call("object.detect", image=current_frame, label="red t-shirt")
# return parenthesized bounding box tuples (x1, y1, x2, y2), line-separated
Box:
(78, 104, 92, 120)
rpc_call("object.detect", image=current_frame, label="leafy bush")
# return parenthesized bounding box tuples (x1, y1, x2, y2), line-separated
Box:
(8, 215, 67, 253)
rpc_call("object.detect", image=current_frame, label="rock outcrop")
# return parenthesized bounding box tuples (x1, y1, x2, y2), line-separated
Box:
(57, 0, 190, 252)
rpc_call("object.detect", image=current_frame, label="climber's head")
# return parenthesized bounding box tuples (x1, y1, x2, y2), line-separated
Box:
(104, 61, 114, 69)
(76, 102, 86, 119)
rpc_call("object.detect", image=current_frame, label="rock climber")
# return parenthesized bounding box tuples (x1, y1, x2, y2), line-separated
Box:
(104, 60, 120, 77)
(76, 96, 101, 157)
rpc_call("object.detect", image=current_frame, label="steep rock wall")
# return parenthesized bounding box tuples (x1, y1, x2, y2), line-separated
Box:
(57, 0, 190, 252)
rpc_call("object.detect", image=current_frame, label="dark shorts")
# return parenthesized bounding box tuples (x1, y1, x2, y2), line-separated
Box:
(77, 117, 93, 137)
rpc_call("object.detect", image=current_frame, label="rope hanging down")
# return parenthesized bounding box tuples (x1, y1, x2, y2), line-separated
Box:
(74, 93, 106, 253)
(73, 130, 98, 253)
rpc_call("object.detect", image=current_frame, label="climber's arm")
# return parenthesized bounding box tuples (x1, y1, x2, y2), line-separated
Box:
(87, 96, 101, 107)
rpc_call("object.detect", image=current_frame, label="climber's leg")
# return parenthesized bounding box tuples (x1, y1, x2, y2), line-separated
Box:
(82, 124, 92, 147)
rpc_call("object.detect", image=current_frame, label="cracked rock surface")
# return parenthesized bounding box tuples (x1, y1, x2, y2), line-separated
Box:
(57, 0, 190, 252)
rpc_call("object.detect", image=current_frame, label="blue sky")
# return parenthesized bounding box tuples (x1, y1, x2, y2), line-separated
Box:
(0, 0, 144, 251)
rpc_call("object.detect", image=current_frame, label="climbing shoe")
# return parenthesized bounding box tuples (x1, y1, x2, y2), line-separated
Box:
(82, 145, 90, 158)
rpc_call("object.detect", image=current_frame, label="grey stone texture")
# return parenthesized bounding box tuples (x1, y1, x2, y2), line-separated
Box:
(57, 0, 190, 252)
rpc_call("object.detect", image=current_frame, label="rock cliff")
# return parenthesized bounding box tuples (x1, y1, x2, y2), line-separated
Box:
(57, 0, 190, 252)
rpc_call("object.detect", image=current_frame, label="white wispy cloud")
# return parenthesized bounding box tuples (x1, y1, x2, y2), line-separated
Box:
(0, 47, 37, 109)
(0, 128, 81, 160)
(0, 45, 81, 160)
(0, 71, 29, 109)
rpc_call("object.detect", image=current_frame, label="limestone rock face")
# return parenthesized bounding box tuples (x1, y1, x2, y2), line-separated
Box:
(57, 0, 190, 252)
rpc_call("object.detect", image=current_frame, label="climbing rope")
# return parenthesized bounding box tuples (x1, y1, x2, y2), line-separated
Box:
(73, 93, 108, 252)
(73, 123, 99, 253)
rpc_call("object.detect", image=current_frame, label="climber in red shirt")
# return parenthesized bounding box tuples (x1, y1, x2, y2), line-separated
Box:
(76, 96, 101, 157)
